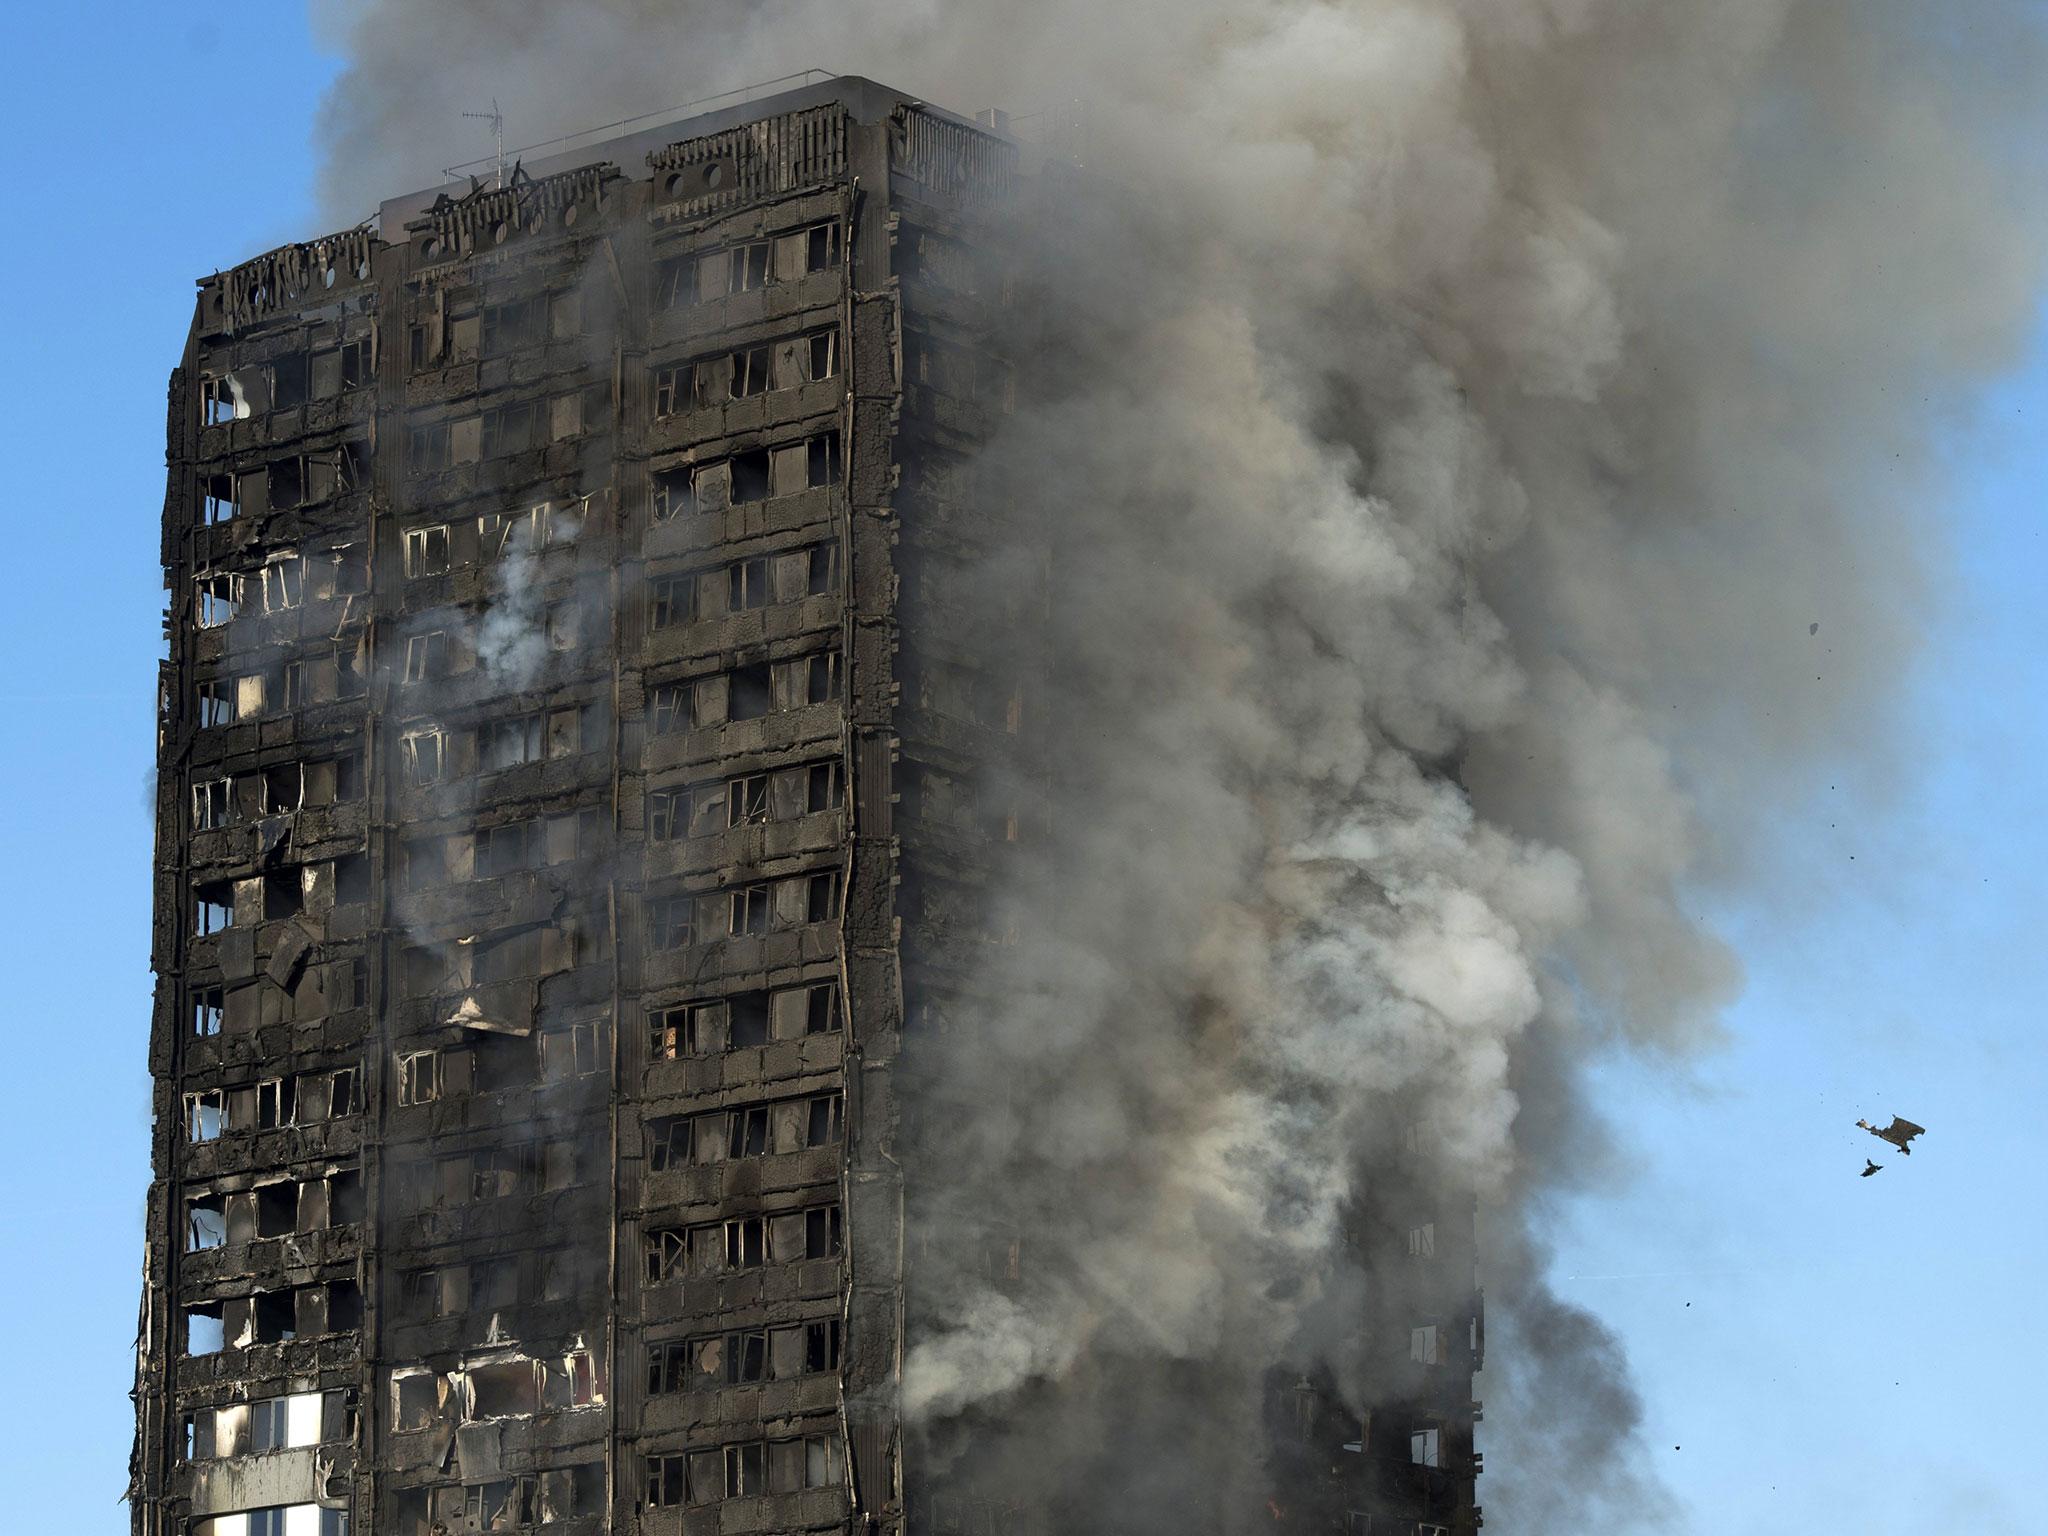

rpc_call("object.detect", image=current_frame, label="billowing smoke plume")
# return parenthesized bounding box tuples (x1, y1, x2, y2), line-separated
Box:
(314, 1, 2048, 1528)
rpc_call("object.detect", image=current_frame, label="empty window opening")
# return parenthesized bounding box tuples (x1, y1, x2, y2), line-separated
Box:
(730, 449, 771, 502)
(403, 524, 450, 578)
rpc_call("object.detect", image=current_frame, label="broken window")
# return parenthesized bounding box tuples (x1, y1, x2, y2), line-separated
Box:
(195, 573, 241, 629)
(653, 254, 696, 310)
(194, 882, 234, 936)
(270, 354, 309, 410)
(201, 473, 240, 526)
(730, 991, 770, 1048)
(1411, 1325, 1443, 1365)
(806, 431, 842, 490)
(199, 373, 250, 426)
(805, 542, 841, 597)
(1407, 1222, 1437, 1259)
(804, 220, 842, 273)
(806, 328, 839, 381)
(474, 819, 534, 877)
(186, 1090, 226, 1142)
(727, 557, 771, 611)
(647, 573, 695, 631)
(647, 1116, 695, 1173)
(645, 1226, 689, 1285)
(644, 1452, 690, 1508)
(401, 727, 446, 786)
(396, 1050, 441, 1106)
(481, 399, 543, 457)
(196, 680, 236, 727)
(648, 681, 698, 735)
(805, 872, 841, 923)
(185, 1302, 225, 1357)
(192, 985, 224, 1037)
(1410, 1427, 1442, 1468)
(260, 557, 303, 614)
(256, 1076, 297, 1129)
(727, 1106, 769, 1158)
(806, 761, 844, 814)
(804, 1094, 843, 1147)
(186, 1194, 227, 1251)
(540, 1019, 603, 1081)
(403, 525, 450, 578)
(804, 982, 840, 1035)
(727, 772, 771, 826)
(729, 345, 771, 398)
(728, 883, 770, 937)
(469, 1359, 539, 1419)
(724, 1216, 766, 1270)
(647, 786, 692, 842)
(647, 895, 695, 951)
(409, 421, 450, 473)
(728, 240, 771, 292)
(481, 294, 546, 354)
(402, 631, 449, 685)
(480, 714, 542, 771)
(651, 464, 696, 520)
(191, 778, 234, 832)
(730, 448, 771, 503)
(802, 1204, 843, 1260)
(652, 363, 697, 418)
(805, 1319, 841, 1372)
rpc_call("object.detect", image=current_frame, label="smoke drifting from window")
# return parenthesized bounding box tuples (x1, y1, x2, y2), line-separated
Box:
(314, 2, 2048, 1529)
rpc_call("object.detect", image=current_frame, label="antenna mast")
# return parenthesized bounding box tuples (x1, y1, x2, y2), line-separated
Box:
(462, 99, 506, 188)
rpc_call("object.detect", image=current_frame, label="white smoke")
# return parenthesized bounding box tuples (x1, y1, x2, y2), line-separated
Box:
(312, 1, 2048, 1527)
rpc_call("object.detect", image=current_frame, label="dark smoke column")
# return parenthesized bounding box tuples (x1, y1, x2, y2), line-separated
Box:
(132, 76, 1479, 1536)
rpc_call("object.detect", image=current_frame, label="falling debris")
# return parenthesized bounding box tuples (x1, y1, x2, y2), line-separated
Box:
(1809, 622, 1820, 635)
(1858, 1116, 1926, 1156)
(1861, 1159, 1882, 1178)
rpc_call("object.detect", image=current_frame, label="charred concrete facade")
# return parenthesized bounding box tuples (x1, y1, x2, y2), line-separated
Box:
(135, 77, 1480, 1536)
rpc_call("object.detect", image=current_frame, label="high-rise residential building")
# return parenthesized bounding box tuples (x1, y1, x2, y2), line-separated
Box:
(133, 75, 1480, 1536)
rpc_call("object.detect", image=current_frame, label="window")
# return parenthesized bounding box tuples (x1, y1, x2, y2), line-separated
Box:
(653, 363, 696, 418)
(480, 715, 542, 771)
(806, 329, 839, 381)
(201, 474, 240, 526)
(730, 449, 771, 503)
(396, 1050, 440, 1106)
(647, 895, 695, 951)
(804, 221, 841, 273)
(192, 778, 234, 832)
(806, 762, 843, 813)
(648, 681, 697, 735)
(196, 573, 240, 629)
(806, 1319, 842, 1372)
(729, 240, 771, 292)
(805, 1094, 843, 1147)
(194, 883, 234, 936)
(403, 525, 450, 577)
(651, 465, 694, 520)
(729, 345, 770, 399)
(540, 1019, 603, 1080)
(186, 1194, 227, 1251)
(648, 785, 694, 843)
(402, 631, 449, 684)
(648, 573, 695, 630)
(199, 373, 247, 426)
(728, 884, 769, 937)
(727, 772, 770, 827)
(654, 255, 695, 310)
(186, 1090, 226, 1142)
(727, 557, 770, 611)
(474, 820, 534, 877)
(192, 986, 224, 1038)
(481, 295, 546, 354)
(803, 1204, 843, 1259)
(805, 871, 842, 923)
(260, 558, 303, 613)
(645, 1452, 690, 1508)
(806, 431, 841, 488)
(806, 543, 840, 596)
(401, 728, 446, 786)
(727, 1105, 769, 1158)
(647, 1116, 694, 1173)
(803, 982, 840, 1035)
(724, 1216, 766, 1270)
(1410, 1427, 1442, 1468)
(196, 680, 236, 727)
(481, 399, 543, 457)
(1407, 1223, 1436, 1259)
(1411, 1326, 1442, 1365)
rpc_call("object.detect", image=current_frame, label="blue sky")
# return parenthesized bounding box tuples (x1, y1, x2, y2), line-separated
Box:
(0, 7, 2039, 1532)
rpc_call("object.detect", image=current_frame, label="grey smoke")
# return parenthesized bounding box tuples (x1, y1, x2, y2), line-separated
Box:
(312, 1, 2048, 1529)
(473, 545, 550, 692)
